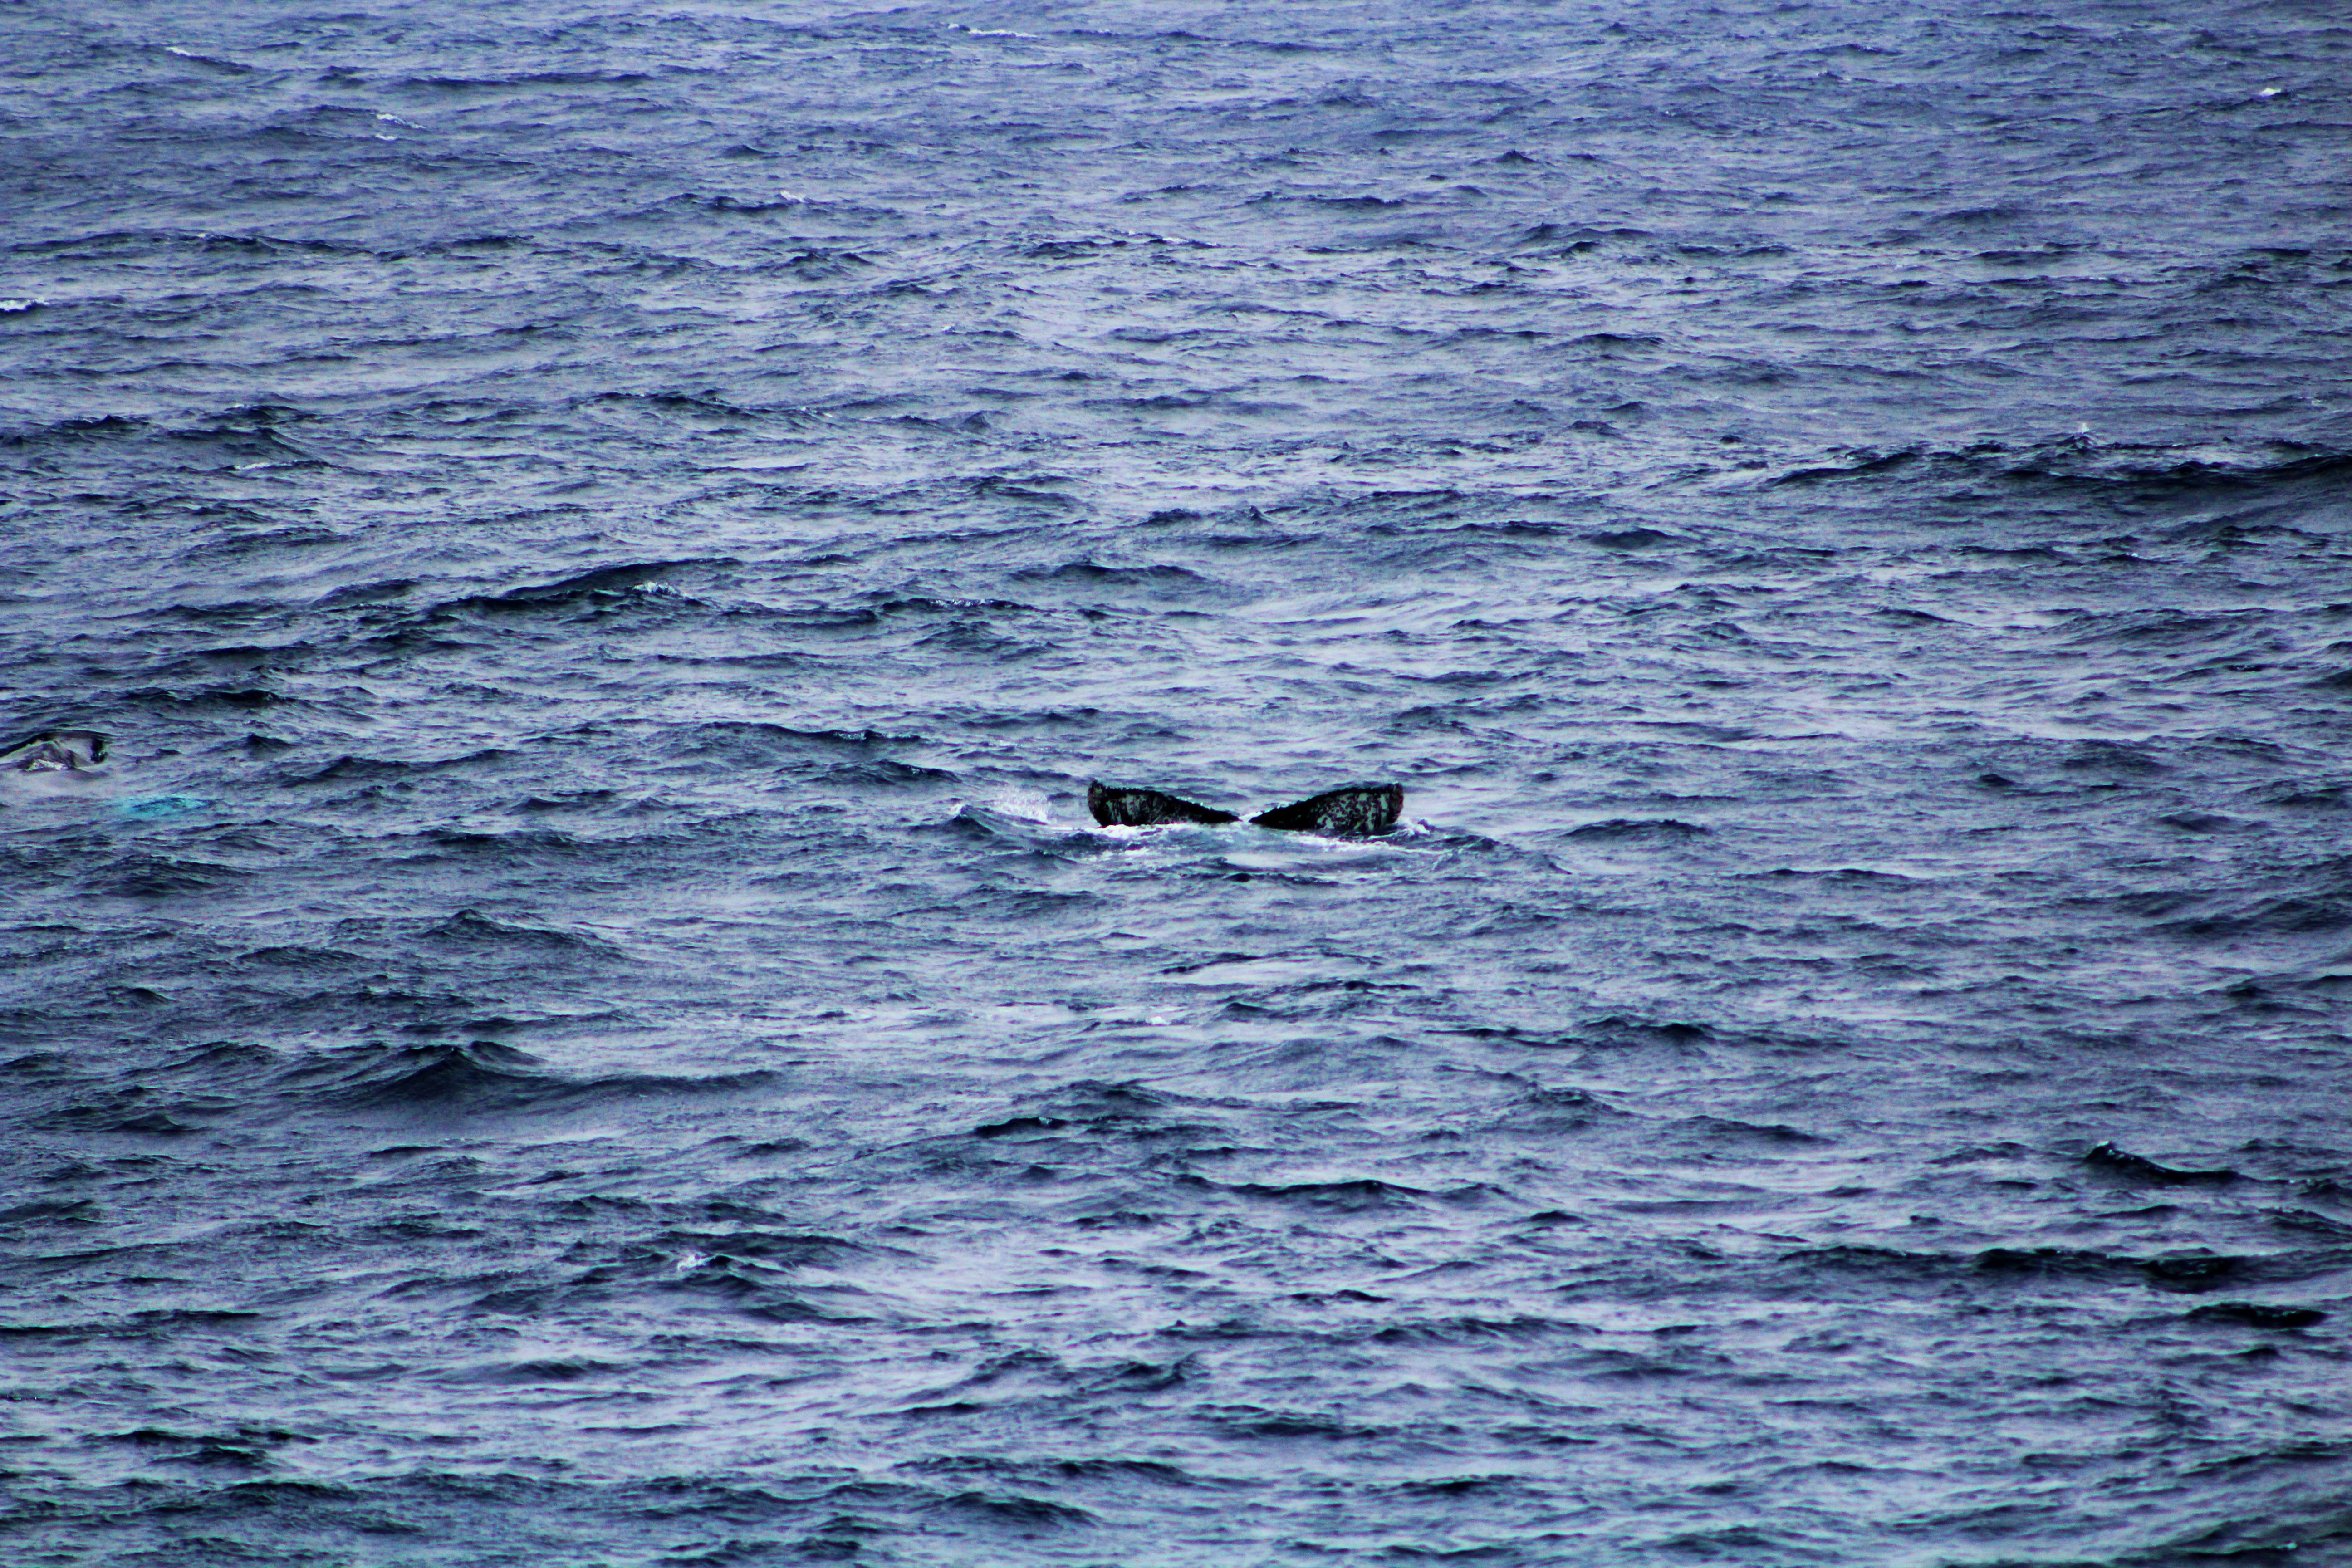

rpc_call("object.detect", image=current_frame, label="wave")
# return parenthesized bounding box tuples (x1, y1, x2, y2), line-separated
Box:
(289, 1040, 775, 1113)
(393, 70, 657, 90)
(428, 558, 732, 615)
(292, 749, 518, 785)
(2084, 1142, 2240, 1184)
(0, 413, 147, 446)
(1018, 560, 1221, 590)
(421, 909, 624, 954)
(1563, 818, 1709, 841)
(1762, 436, 2352, 506)
(1182, 1175, 1431, 1210)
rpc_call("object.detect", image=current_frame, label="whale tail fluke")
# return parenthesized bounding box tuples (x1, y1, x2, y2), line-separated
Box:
(1250, 782, 1404, 837)
(1089, 779, 1404, 836)
(1088, 781, 1240, 828)
(1, 729, 108, 773)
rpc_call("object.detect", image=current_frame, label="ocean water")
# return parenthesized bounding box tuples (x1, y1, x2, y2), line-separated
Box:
(3, 1, 2349, 1563)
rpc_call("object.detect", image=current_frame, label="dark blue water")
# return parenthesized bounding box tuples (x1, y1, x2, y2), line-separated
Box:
(4, 2, 2350, 1563)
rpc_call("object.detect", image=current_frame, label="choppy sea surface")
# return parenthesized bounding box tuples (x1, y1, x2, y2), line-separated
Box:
(4, 1, 2350, 1563)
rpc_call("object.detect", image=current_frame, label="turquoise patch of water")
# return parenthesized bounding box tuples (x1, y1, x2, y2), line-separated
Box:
(115, 795, 208, 819)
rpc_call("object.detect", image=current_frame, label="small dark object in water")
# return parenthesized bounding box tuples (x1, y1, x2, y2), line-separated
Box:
(1, 729, 108, 772)
(1248, 782, 1404, 837)
(1087, 782, 1239, 827)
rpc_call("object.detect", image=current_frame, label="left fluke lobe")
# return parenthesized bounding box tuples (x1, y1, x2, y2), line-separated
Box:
(1087, 781, 1240, 827)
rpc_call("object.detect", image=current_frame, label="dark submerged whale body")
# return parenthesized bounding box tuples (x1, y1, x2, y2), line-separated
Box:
(1088, 780, 1404, 837)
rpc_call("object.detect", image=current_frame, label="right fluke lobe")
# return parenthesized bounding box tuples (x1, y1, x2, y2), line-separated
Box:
(1250, 782, 1404, 837)
(1088, 781, 1240, 828)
